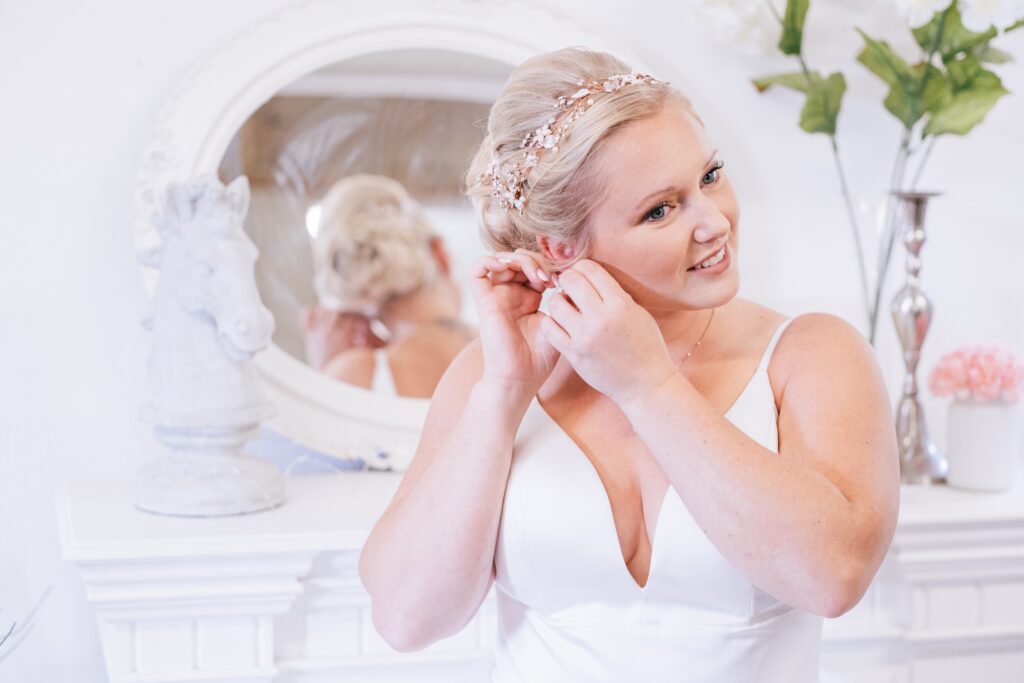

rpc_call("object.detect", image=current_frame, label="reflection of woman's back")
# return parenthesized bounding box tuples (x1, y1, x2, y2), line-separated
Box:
(308, 174, 476, 398)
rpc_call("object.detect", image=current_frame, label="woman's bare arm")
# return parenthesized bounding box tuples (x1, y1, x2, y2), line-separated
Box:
(618, 313, 900, 618)
(358, 338, 533, 651)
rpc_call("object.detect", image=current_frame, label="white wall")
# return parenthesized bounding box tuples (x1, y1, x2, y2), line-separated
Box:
(1, 1, 1021, 680)
(0, 2, 297, 680)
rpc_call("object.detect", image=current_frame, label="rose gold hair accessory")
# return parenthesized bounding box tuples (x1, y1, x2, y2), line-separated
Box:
(481, 72, 668, 214)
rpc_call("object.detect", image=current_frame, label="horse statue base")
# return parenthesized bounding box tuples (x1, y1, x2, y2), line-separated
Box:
(136, 424, 284, 517)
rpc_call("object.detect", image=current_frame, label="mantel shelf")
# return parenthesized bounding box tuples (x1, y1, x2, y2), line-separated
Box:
(59, 465, 1024, 564)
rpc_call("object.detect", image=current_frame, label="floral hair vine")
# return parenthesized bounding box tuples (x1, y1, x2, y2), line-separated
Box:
(482, 72, 668, 214)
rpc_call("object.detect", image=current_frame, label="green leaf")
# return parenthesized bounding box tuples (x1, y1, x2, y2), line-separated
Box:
(799, 72, 846, 135)
(923, 68, 1009, 136)
(912, 5, 997, 61)
(1007, 18, 1023, 33)
(882, 64, 951, 129)
(858, 28, 959, 130)
(752, 71, 818, 93)
(946, 54, 983, 91)
(918, 64, 953, 113)
(856, 29, 914, 91)
(779, 0, 810, 55)
(972, 44, 1013, 64)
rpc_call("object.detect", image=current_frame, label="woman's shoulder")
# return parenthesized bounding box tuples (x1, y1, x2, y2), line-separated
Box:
(754, 305, 871, 394)
(724, 299, 867, 397)
(322, 346, 379, 388)
(727, 298, 860, 351)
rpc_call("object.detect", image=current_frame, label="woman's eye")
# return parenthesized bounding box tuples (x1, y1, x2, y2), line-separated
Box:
(644, 202, 670, 222)
(702, 160, 725, 187)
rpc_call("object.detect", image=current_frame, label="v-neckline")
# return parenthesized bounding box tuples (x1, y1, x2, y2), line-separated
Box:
(533, 395, 676, 592)
(529, 349, 772, 592)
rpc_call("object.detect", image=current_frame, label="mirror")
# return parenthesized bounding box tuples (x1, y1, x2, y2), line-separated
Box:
(217, 50, 513, 399)
(134, 2, 648, 464)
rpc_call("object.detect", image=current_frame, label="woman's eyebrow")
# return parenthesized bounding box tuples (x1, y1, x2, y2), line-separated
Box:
(630, 148, 720, 214)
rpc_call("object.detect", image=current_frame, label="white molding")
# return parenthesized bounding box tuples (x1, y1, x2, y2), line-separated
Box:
(133, 0, 655, 460)
(60, 471, 1024, 682)
(278, 73, 504, 102)
(908, 626, 1024, 655)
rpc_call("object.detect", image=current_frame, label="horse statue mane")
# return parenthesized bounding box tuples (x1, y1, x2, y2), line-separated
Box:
(136, 175, 283, 516)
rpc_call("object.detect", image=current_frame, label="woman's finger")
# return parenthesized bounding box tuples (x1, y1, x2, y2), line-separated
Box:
(473, 253, 550, 294)
(492, 250, 551, 288)
(547, 291, 582, 337)
(557, 267, 602, 314)
(540, 313, 571, 355)
(513, 248, 555, 279)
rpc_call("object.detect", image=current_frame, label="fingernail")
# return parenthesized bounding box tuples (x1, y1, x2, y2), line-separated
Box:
(538, 270, 549, 281)
(497, 257, 512, 264)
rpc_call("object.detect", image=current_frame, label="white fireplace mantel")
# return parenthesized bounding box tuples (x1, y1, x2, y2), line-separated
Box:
(58, 466, 1024, 683)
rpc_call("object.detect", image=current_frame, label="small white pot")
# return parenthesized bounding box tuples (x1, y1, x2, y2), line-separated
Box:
(945, 398, 1023, 491)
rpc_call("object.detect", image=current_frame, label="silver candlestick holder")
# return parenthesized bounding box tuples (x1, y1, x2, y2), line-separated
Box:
(890, 191, 947, 485)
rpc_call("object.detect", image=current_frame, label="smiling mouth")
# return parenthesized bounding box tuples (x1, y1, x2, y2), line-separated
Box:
(687, 245, 727, 271)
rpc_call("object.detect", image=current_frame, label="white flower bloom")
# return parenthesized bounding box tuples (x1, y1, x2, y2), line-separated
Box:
(893, 0, 953, 27)
(959, 0, 1024, 31)
(694, 0, 783, 56)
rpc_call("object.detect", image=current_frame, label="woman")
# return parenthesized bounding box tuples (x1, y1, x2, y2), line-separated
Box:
(299, 174, 476, 399)
(358, 48, 899, 681)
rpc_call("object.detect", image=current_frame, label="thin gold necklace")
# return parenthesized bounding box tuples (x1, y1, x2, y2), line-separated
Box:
(675, 308, 716, 369)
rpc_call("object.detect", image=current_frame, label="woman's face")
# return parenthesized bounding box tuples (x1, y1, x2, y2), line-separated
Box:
(579, 100, 740, 312)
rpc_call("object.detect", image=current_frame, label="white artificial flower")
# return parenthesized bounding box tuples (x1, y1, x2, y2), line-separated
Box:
(694, 0, 784, 56)
(893, 0, 954, 27)
(959, 0, 1024, 31)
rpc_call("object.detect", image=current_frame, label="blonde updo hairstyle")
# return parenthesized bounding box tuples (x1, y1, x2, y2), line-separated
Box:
(312, 174, 438, 316)
(465, 46, 697, 269)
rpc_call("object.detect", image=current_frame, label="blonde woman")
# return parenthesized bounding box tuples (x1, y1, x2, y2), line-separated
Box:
(359, 48, 899, 681)
(301, 174, 476, 398)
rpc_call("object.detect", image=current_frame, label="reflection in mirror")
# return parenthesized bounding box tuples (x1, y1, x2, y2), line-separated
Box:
(218, 51, 512, 397)
(303, 173, 476, 397)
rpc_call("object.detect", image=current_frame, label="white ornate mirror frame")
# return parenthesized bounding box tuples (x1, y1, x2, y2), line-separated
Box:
(133, 0, 654, 465)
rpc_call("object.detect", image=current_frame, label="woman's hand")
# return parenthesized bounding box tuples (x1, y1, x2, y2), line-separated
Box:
(298, 305, 386, 371)
(471, 249, 560, 393)
(540, 258, 677, 406)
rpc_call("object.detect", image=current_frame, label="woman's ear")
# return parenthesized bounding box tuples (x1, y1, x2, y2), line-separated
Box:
(536, 235, 575, 268)
(429, 236, 451, 275)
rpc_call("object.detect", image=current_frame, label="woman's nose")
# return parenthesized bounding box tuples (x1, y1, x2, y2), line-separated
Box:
(689, 194, 731, 242)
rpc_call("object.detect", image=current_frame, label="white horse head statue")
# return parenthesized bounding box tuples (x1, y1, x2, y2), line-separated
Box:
(140, 175, 275, 429)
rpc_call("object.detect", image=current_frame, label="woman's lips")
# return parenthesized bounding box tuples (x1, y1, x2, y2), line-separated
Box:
(687, 244, 730, 274)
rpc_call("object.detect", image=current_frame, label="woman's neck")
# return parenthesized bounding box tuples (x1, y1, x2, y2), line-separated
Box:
(376, 280, 464, 342)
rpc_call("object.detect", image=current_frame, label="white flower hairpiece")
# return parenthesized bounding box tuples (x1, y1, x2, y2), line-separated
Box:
(481, 72, 668, 214)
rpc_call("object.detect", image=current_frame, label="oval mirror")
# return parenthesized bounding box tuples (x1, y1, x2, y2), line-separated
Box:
(134, 3, 650, 469)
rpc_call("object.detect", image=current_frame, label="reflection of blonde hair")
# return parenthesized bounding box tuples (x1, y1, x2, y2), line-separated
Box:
(312, 174, 438, 315)
(464, 47, 696, 268)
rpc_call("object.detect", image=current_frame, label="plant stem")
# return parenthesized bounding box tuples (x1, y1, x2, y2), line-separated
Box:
(785, 26, 874, 330)
(828, 130, 873, 325)
(810, 114, 876, 330)
(910, 135, 937, 190)
(865, 7, 949, 344)
(868, 128, 912, 345)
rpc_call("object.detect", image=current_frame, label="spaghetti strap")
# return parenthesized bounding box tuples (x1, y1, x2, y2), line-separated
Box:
(758, 317, 795, 371)
(371, 348, 397, 395)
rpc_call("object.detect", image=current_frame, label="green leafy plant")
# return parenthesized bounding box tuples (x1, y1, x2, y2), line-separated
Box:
(754, 0, 1021, 346)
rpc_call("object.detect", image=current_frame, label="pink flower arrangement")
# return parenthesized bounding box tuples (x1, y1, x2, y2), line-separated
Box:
(928, 341, 1024, 403)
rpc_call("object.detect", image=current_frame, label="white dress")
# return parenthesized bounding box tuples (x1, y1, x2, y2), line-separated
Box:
(488, 317, 824, 682)
(372, 348, 397, 395)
